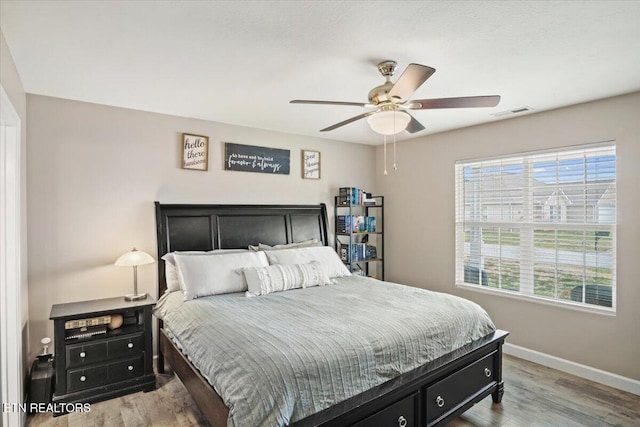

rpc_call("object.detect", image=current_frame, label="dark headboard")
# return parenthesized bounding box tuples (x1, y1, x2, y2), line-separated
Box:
(154, 202, 329, 295)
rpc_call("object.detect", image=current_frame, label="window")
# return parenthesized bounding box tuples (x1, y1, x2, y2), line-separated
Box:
(455, 143, 616, 312)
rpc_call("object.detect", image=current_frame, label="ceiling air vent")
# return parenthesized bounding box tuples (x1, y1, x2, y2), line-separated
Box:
(491, 106, 533, 117)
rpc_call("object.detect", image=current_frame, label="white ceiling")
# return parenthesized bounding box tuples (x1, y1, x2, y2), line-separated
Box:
(2, 1, 640, 145)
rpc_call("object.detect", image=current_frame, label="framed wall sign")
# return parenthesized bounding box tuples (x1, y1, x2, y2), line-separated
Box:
(224, 143, 290, 175)
(182, 133, 209, 171)
(301, 149, 321, 179)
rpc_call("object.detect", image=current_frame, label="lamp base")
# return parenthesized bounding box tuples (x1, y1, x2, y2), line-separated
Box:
(124, 293, 147, 301)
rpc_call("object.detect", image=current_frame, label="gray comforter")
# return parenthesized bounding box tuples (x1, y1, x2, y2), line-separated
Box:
(154, 275, 495, 427)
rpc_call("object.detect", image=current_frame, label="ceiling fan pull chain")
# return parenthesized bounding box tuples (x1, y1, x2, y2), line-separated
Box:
(393, 113, 398, 171)
(393, 133, 398, 171)
(383, 134, 388, 175)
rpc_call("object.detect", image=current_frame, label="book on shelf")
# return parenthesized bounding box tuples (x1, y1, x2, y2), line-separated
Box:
(365, 245, 377, 259)
(339, 243, 378, 262)
(64, 315, 111, 330)
(340, 243, 363, 262)
(336, 214, 349, 233)
(337, 215, 376, 233)
(353, 215, 364, 232)
(338, 187, 380, 206)
(338, 187, 368, 205)
(366, 216, 376, 232)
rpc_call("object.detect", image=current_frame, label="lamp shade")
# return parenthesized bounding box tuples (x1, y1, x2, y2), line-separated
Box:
(115, 248, 155, 267)
(367, 110, 411, 135)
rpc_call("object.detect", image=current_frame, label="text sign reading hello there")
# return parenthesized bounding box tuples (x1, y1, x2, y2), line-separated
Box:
(224, 143, 290, 175)
(182, 133, 209, 171)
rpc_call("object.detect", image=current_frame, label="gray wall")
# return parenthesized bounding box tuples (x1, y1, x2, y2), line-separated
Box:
(22, 87, 640, 383)
(26, 94, 376, 356)
(375, 92, 640, 380)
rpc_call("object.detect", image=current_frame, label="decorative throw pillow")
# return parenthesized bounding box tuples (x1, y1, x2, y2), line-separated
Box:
(243, 261, 332, 296)
(264, 246, 351, 279)
(174, 251, 268, 300)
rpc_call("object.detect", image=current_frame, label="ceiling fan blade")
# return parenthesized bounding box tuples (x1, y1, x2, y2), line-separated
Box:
(320, 111, 375, 132)
(408, 95, 501, 109)
(388, 63, 436, 100)
(290, 100, 369, 108)
(405, 113, 426, 134)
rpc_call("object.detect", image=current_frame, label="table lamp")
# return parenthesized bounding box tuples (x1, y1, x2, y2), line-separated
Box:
(115, 247, 155, 301)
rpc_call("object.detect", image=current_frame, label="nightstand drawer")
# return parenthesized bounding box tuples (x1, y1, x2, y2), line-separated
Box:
(108, 333, 144, 358)
(108, 355, 144, 384)
(66, 341, 108, 368)
(67, 365, 108, 393)
(425, 350, 497, 424)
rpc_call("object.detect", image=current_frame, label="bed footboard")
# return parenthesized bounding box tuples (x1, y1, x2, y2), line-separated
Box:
(159, 327, 507, 427)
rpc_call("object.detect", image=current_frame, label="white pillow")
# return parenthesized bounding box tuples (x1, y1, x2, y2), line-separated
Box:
(174, 251, 268, 300)
(165, 262, 181, 293)
(162, 249, 250, 293)
(248, 239, 320, 251)
(264, 246, 351, 279)
(162, 249, 249, 266)
(243, 261, 331, 297)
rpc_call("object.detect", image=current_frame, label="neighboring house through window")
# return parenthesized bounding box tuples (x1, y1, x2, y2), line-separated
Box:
(455, 143, 616, 311)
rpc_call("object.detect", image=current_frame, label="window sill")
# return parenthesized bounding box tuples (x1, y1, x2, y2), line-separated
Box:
(456, 282, 616, 316)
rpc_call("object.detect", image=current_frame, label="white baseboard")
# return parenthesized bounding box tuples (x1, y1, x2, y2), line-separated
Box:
(503, 343, 640, 396)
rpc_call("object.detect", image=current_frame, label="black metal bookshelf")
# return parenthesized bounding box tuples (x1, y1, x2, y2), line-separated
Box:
(334, 193, 384, 280)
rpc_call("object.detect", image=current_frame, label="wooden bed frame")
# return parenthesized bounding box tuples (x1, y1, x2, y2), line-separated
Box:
(154, 202, 508, 427)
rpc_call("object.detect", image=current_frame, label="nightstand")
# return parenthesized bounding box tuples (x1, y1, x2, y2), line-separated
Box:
(49, 296, 156, 410)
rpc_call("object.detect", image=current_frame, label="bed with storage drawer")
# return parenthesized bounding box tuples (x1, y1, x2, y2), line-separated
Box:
(154, 202, 508, 427)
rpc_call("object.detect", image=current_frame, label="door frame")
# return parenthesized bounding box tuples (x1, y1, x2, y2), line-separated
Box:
(1, 84, 24, 427)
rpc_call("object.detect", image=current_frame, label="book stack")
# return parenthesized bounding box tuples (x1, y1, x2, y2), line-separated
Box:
(354, 216, 366, 233)
(338, 215, 349, 233)
(366, 217, 376, 232)
(340, 243, 363, 262)
(365, 245, 377, 260)
(340, 244, 378, 262)
(338, 187, 367, 205)
(337, 215, 377, 233)
(363, 195, 377, 205)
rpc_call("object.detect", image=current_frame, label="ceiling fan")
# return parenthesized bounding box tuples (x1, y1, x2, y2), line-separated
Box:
(290, 60, 501, 135)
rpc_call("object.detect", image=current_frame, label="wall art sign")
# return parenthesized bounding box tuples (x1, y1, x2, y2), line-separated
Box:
(224, 142, 290, 175)
(182, 133, 209, 171)
(301, 149, 321, 179)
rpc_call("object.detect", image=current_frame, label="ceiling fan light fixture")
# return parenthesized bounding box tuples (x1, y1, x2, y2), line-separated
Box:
(367, 110, 411, 135)
(291, 60, 500, 135)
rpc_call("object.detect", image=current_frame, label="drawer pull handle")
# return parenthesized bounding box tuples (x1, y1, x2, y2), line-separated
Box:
(79, 351, 86, 358)
(128, 365, 134, 371)
(436, 395, 445, 408)
(80, 375, 86, 382)
(485, 367, 492, 377)
(128, 342, 134, 349)
(398, 415, 407, 427)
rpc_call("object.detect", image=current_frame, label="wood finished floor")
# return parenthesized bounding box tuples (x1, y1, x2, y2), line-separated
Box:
(27, 355, 640, 427)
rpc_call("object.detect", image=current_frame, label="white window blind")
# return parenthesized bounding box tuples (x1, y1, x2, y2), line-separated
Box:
(455, 143, 616, 311)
